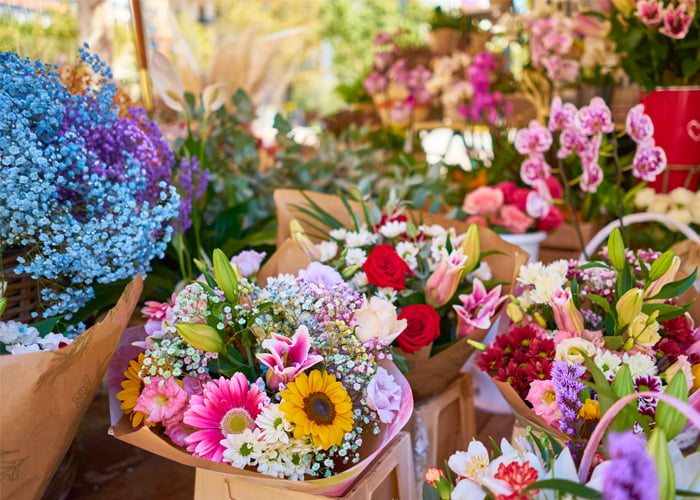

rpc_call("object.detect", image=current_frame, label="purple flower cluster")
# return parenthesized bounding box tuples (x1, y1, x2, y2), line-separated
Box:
(459, 53, 511, 125)
(173, 156, 209, 232)
(602, 432, 659, 500)
(551, 360, 585, 437)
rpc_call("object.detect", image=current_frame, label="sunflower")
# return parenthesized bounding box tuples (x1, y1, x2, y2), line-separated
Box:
(115, 353, 154, 428)
(280, 370, 354, 450)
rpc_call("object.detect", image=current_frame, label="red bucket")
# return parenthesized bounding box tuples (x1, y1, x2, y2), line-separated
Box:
(640, 87, 700, 193)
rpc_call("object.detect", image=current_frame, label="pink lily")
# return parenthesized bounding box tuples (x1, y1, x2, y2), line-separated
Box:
(256, 325, 323, 391)
(453, 279, 504, 338)
(551, 288, 584, 334)
(425, 249, 468, 308)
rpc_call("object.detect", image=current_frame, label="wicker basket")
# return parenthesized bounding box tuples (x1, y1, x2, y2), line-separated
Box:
(2, 248, 39, 322)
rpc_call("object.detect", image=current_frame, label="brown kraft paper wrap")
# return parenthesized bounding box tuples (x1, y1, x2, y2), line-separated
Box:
(0, 275, 143, 500)
(273, 189, 529, 401)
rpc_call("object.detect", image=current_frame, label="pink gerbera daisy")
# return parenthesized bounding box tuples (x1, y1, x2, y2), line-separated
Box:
(134, 377, 188, 425)
(183, 373, 269, 462)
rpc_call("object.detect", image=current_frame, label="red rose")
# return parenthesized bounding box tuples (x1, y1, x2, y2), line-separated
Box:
(512, 188, 530, 212)
(396, 304, 441, 354)
(496, 181, 518, 204)
(536, 206, 564, 232)
(362, 244, 413, 289)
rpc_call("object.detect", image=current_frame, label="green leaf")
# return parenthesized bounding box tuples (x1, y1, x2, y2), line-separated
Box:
(213, 248, 238, 303)
(610, 364, 638, 432)
(603, 335, 625, 351)
(583, 356, 615, 416)
(339, 192, 360, 231)
(656, 302, 693, 323)
(607, 227, 626, 271)
(586, 293, 611, 312)
(649, 269, 697, 301)
(33, 316, 63, 336)
(523, 479, 601, 498)
(656, 371, 689, 440)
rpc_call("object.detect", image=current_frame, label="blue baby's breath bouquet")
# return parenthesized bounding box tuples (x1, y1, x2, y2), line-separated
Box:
(0, 47, 181, 320)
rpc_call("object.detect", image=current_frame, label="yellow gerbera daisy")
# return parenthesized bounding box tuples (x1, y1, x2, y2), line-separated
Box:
(280, 370, 354, 450)
(115, 353, 154, 428)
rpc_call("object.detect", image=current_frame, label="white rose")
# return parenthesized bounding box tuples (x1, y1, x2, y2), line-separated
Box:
(353, 296, 407, 344)
(555, 337, 596, 365)
(666, 208, 693, 226)
(647, 197, 670, 214)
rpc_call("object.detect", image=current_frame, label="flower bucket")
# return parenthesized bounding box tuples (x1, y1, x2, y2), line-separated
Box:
(641, 87, 700, 193)
(500, 231, 547, 262)
(0, 276, 142, 500)
(427, 28, 461, 55)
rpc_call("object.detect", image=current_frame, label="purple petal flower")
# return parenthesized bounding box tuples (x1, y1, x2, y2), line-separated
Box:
(576, 97, 614, 135)
(515, 120, 553, 155)
(298, 262, 343, 288)
(632, 142, 667, 182)
(230, 250, 266, 278)
(625, 104, 654, 144)
(366, 366, 403, 423)
(550, 360, 585, 438)
(453, 279, 504, 337)
(602, 432, 659, 500)
(520, 154, 552, 186)
(580, 161, 604, 193)
(256, 325, 324, 391)
(557, 127, 588, 159)
(548, 97, 577, 132)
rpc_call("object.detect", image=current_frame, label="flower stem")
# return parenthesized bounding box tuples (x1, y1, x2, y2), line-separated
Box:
(609, 132, 626, 242)
(557, 158, 587, 260)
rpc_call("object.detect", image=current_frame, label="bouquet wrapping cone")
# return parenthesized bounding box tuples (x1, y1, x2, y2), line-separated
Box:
(274, 189, 528, 401)
(107, 323, 413, 496)
(0, 275, 142, 500)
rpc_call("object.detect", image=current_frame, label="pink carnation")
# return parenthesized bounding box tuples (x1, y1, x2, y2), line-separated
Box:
(497, 204, 534, 234)
(134, 377, 188, 425)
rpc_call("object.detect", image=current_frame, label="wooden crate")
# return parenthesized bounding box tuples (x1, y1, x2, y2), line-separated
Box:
(193, 432, 416, 500)
(408, 374, 476, 491)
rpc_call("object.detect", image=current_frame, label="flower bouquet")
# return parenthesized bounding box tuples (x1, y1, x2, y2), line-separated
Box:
(477, 227, 700, 460)
(108, 248, 412, 495)
(274, 189, 527, 401)
(0, 48, 181, 499)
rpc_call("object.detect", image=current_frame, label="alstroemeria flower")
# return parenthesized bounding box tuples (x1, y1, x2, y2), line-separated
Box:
(454, 279, 504, 337)
(256, 325, 324, 391)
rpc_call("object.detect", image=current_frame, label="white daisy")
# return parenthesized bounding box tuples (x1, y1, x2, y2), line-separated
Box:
(256, 404, 294, 445)
(345, 248, 367, 266)
(221, 428, 265, 469)
(379, 220, 407, 238)
(375, 287, 398, 303)
(594, 348, 622, 378)
(317, 241, 338, 262)
(395, 241, 419, 270)
(351, 271, 369, 289)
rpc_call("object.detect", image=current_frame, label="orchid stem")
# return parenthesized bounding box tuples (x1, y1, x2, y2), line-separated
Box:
(609, 132, 626, 242)
(557, 158, 587, 260)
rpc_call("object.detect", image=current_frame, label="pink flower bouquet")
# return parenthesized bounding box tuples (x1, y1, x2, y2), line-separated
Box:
(108, 249, 412, 495)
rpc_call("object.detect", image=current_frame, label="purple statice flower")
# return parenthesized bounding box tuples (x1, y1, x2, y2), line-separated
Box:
(625, 104, 654, 144)
(576, 97, 614, 135)
(601, 432, 659, 500)
(230, 250, 266, 278)
(632, 142, 667, 182)
(551, 360, 585, 438)
(365, 366, 402, 423)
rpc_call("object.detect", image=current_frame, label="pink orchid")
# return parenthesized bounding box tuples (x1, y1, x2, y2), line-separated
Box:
(632, 142, 667, 182)
(453, 279, 504, 337)
(364, 71, 388, 95)
(576, 97, 614, 135)
(625, 104, 654, 144)
(542, 56, 580, 84)
(580, 161, 605, 193)
(659, 4, 694, 39)
(515, 120, 553, 155)
(548, 97, 577, 132)
(256, 325, 323, 391)
(635, 0, 664, 27)
(525, 181, 553, 219)
(557, 127, 589, 159)
(520, 154, 552, 186)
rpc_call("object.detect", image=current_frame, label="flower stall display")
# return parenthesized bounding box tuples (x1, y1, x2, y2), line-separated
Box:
(108, 248, 412, 495)
(477, 227, 700, 464)
(273, 189, 527, 401)
(589, 0, 700, 192)
(426, 51, 513, 125)
(0, 48, 182, 499)
(363, 32, 433, 128)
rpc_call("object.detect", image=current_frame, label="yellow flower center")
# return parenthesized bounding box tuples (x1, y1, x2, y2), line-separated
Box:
(220, 408, 254, 434)
(154, 394, 169, 407)
(544, 389, 556, 405)
(304, 392, 336, 425)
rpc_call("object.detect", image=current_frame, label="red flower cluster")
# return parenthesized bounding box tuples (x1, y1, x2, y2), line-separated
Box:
(396, 304, 441, 354)
(362, 244, 414, 290)
(656, 314, 700, 365)
(477, 323, 556, 399)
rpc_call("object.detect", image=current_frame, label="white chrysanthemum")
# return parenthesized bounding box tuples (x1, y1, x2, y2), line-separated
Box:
(256, 404, 294, 445)
(547, 260, 570, 279)
(273, 439, 314, 481)
(395, 241, 419, 270)
(594, 348, 622, 377)
(351, 271, 369, 289)
(529, 273, 567, 304)
(345, 248, 367, 267)
(517, 291, 534, 310)
(221, 428, 265, 469)
(379, 220, 407, 238)
(623, 352, 658, 378)
(0, 320, 40, 345)
(345, 229, 378, 248)
(255, 446, 287, 478)
(6, 343, 41, 355)
(317, 241, 338, 263)
(418, 224, 447, 238)
(329, 228, 348, 241)
(472, 262, 492, 282)
(37, 332, 73, 351)
(375, 288, 398, 303)
(518, 262, 546, 286)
